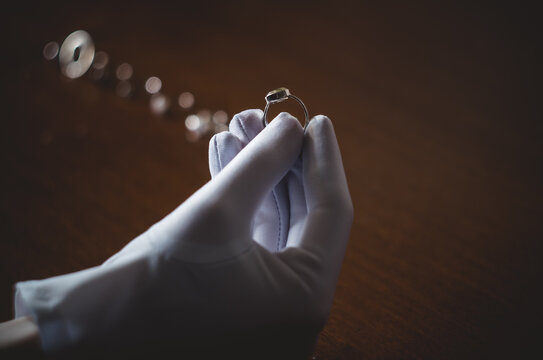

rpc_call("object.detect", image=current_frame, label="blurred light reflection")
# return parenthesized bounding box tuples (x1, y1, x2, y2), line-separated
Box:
(178, 92, 195, 109)
(59, 30, 95, 79)
(116, 80, 133, 98)
(43, 41, 59, 60)
(212, 110, 228, 125)
(150, 93, 170, 116)
(89, 51, 109, 81)
(47, 29, 230, 144)
(184, 109, 227, 141)
(92, 51, 109, 70)
(185, 114, 201, 131)
(145, 76, 162, 94)
(116, 63, 133, 81)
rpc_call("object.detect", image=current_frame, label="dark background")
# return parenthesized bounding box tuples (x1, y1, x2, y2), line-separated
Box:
(1, 1, 542, 358)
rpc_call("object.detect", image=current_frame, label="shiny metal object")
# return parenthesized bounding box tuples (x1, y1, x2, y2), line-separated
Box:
(58, 30, 95, 79)
(262, 87, 309, 129)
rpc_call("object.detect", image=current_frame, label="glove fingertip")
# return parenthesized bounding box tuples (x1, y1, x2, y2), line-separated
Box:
(229, 109, 265, 144)
(209, 131, 242, 178)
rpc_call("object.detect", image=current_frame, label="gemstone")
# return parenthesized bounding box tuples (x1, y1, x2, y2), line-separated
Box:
(265, 87, 290, 104)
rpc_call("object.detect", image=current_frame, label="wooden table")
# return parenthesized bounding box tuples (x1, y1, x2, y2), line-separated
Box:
(1, 1, 541, 358)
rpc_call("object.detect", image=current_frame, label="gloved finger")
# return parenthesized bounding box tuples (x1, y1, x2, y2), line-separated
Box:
(295, 115, 353, 292)
(229, 109, 293, 253)
(229, 109, 265, 146)
(209, 131, 243, 178)
(209, 110, 289, 252)
(212, 112, 303, 226)
(285, 157, 307, 248)
(209, 109, 263, 178)
(150, 112, 304, 263)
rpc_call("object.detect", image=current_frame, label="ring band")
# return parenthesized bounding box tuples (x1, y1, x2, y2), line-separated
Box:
(262, 87, 310, 129)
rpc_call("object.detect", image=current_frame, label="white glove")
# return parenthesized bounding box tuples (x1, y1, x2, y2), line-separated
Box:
(13, 110, 353, 358)
(209, 109, 306, 253)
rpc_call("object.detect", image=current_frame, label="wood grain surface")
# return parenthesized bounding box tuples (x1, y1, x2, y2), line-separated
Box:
(1, 1, 541, 358)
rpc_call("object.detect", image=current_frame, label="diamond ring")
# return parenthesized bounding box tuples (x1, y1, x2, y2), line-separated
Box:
(262, 87, 309, 129)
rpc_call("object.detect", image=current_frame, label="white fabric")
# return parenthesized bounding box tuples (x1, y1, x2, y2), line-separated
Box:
(14, 110, 353, 357)
(209, 110, 300, 252)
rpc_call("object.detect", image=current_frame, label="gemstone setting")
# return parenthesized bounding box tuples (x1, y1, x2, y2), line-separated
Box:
(265, 87, 290, 104)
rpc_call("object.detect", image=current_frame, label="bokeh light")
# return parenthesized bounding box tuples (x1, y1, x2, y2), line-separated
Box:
(116, 63, 133, 81)
(145, 76, 162, 94)
(43, 41, 59, 60)
(178, 92, 195, 109)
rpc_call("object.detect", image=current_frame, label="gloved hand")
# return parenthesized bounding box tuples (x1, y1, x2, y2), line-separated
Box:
(209, 109, 307, 253)
(13, 110, 353, 358)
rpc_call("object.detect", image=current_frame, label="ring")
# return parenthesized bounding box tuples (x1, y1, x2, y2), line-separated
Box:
(262, 87, 310, 129)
